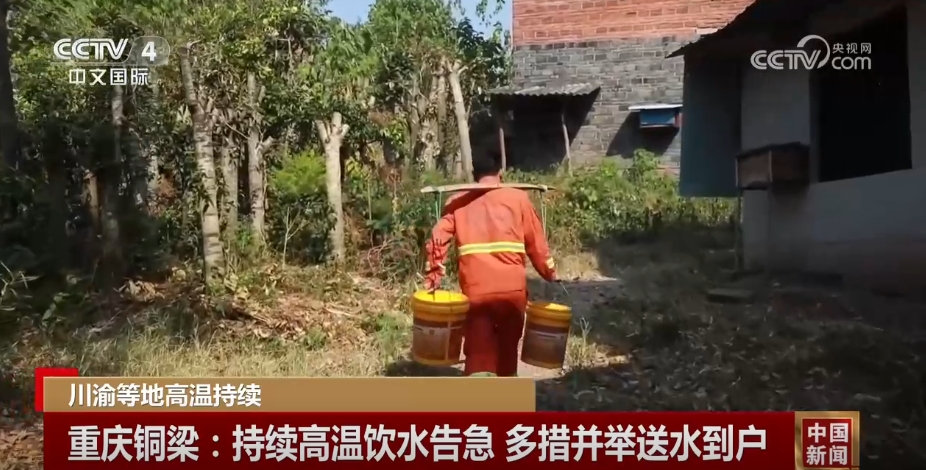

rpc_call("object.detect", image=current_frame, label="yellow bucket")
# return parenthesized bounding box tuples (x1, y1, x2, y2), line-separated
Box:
(521, 301, 572, 369)
(410, 290, 469, 366)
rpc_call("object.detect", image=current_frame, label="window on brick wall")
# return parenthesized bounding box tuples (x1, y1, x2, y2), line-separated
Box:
(817, 5, 911, 182)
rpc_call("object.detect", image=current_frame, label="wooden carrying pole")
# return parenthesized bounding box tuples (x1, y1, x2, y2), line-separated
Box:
(494, 102, 507, 172)
(420, 182, 554, 194)
(498, 120, 507, 172)
(560, 103, 571, 176)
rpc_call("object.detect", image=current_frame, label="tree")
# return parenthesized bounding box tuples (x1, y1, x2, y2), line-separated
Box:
(0, 0, 20, 171)
(445, 58, 472, 180)
(101, 83, 125, 287)
(314, 112, 348, 261)
(368, 0, 455, 173)
(366, 0, 509, 180)
(304, 20, 377, 261)
(0, 0, 510, 293)
(246, 71, 271, 247)
(179, 43, 225, 281)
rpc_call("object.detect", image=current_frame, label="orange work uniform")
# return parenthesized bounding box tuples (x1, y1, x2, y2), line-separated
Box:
(424, 176, 557, 376)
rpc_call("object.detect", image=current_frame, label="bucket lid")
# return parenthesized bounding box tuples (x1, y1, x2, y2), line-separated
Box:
(528, 301, 571, 313)
(412, 290, 468, 304)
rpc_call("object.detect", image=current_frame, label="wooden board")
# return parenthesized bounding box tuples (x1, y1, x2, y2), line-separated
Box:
(420, 183, 554, 194)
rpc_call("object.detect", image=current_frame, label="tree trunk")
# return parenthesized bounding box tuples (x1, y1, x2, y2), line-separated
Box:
(419, 77, 439, 171)
(219, 132, 238, 237)
(451, 116, 464, 179)
(0, 3, 18, 227)
(420, 118, 437, 171)
(436, 73, 447, 174)
(447, 62, 472, 181)
(180, 47, 224, 281)
(101, 84, 126, 288)
(146, 150, 160, 206)
(0, 2, 19, 171)
(315, 112, 348, 262)
(124, 85, 147, 209)
(81, 163, 100, 269)
(44, 135, 69, 275)
(408, 75, 421, 163)
(146, 75, 160, 205)
(83, 162, 100, 235)
(246, 72, 266, 248)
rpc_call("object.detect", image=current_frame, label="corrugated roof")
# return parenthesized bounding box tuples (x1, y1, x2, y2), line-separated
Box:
(487, 83, 600, 97)
(667, 0, 841, 58)
(628, 103, 682, 111)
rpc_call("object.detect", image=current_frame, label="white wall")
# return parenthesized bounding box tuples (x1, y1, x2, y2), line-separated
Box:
(740, 0, 926, 289)
(740, 66, 813, 271)
(740, 67, 812, 148)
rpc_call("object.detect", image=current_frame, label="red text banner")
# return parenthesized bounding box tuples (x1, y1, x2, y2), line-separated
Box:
(40, 411, 847, 470)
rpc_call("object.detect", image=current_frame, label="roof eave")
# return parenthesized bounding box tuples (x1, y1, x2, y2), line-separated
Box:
(666, 0, 840, 59)
(487, 83, 601, 98)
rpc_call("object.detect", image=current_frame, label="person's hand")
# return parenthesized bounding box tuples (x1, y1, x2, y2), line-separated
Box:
(425, 274, 441, 293)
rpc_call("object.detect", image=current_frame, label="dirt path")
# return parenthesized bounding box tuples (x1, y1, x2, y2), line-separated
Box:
(523, 242, 926, 466)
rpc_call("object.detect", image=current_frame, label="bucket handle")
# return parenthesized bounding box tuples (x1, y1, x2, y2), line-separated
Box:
(422, 192, 446, 300)
(543, 279, 571, 304)
(538, 194, 571, 303)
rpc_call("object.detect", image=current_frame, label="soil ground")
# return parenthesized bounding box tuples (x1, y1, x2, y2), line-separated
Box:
(2, 233, 925, 467)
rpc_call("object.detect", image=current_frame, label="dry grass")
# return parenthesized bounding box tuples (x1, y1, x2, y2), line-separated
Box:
(0, 251, 609, 388)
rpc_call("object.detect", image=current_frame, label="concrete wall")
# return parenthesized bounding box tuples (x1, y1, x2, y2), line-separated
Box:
(738, 0, 926, 289)
(739, 67, 812, 268)
(508, 0, 753, 167)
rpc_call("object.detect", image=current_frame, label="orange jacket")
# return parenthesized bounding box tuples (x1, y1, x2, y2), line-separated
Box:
(424, 178, 556, 297)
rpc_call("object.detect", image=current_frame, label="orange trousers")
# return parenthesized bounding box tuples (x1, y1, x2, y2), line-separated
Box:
(462, 290, 527, 377)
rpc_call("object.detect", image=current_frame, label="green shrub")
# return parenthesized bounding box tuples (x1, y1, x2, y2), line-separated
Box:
(267, 149, 331, 263)
(263, 148, 733, 280)
(508, 150, 733, 250)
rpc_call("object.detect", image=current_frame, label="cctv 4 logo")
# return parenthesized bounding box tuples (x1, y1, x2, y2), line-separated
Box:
(53, 38, 157, 64)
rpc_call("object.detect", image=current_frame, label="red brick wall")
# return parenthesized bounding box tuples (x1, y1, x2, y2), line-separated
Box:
(512, 0, 756, 46)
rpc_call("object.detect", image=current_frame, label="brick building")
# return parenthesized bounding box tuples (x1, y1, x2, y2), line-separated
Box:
(492, 0, 754, 169)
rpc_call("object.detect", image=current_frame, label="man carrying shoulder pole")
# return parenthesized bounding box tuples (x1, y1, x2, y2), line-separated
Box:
(424, 150, 558, 377)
